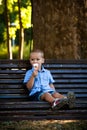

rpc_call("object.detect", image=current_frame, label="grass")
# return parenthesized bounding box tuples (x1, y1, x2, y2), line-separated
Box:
(0, 43, 8, 59)
(0, 120, 87, 130)
(0, 41, 33, 59)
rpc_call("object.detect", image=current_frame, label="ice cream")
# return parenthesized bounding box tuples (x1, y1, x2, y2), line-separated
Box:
(33, 63, 38, 70)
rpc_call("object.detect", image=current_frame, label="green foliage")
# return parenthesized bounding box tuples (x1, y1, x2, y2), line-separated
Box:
(23, 40, 33, 59)
(7, 0, 18, 12)
(8, 0, 32, 38)
(0, 43, 8, 59)
(12, 46, 19, 59)
(9, 26, 16, 39)
(0, 23, 5, 42)
(21, 6, 32, 28)
(0, 0, 32, 59)
(0, 5, 4, 14)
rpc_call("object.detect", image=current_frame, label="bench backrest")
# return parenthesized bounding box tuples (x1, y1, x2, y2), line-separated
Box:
(0, 59, 87, 108)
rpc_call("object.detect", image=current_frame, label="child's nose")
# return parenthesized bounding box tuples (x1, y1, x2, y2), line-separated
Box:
(34, 59, 37, 63)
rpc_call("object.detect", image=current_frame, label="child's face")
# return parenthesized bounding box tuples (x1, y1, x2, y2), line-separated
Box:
(30, 52, 44, 70)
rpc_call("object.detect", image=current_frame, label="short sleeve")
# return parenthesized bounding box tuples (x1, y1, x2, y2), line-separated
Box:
(23, 69, 33, 83)
(48, 71, 55, 84)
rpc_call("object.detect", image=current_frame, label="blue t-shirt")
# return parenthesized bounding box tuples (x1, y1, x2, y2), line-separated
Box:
(23, 67, 55, 96)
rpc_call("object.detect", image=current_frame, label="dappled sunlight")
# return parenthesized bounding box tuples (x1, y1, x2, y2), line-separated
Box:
(0, 120, 87, 130)
(37, 120, 78, 125)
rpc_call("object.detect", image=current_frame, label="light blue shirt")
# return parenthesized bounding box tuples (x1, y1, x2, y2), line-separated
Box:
(23, 67, 55, 96)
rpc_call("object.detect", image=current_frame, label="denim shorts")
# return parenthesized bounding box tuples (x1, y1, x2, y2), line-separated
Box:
(29, 90, 55, 101)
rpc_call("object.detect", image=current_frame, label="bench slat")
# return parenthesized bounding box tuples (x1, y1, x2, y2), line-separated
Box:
(0, 94, 87, 99)
(0, 101, 87, 109)
(0, 89, 87, 93)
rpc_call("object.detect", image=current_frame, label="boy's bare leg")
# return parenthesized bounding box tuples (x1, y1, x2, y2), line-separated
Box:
(41, 92, 66, 103)
(41, 92, 55, 103)
(52, 92, 66, 99)
(41, 92, 68, 110)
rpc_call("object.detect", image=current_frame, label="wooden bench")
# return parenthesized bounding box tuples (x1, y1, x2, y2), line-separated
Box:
(0, 59, 87, 121)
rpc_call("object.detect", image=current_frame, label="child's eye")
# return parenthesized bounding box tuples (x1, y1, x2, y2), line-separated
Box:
(37, 59, 40, 61)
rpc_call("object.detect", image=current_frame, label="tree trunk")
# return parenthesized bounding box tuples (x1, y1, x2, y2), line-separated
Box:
(32, 0, 87, 59)
(4, 0, 12, 59)
(18, 0, 24, 59)
(84, 0, 87, 16)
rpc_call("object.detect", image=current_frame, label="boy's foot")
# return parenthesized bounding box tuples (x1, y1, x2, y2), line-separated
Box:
(67, 91, 76, 109)
(51, 98, 68, 110)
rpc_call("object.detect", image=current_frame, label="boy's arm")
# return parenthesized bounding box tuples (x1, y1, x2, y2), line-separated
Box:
(49, 83, 56, 90)
(26, 70, 38, 90)
(26, 74, 35, 90)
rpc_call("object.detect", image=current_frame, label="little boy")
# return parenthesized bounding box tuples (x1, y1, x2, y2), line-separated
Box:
(23, 49, 75, 109)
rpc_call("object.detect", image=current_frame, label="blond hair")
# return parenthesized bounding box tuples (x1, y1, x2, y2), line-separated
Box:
(30, 49, 44, 58)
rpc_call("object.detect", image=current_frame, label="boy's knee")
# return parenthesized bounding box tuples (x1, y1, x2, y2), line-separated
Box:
(41, 92, 49, 100)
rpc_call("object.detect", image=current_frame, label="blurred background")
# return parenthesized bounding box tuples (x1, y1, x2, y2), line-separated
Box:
(0, 0, 32, 59)
(0, 0, 87, 59)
